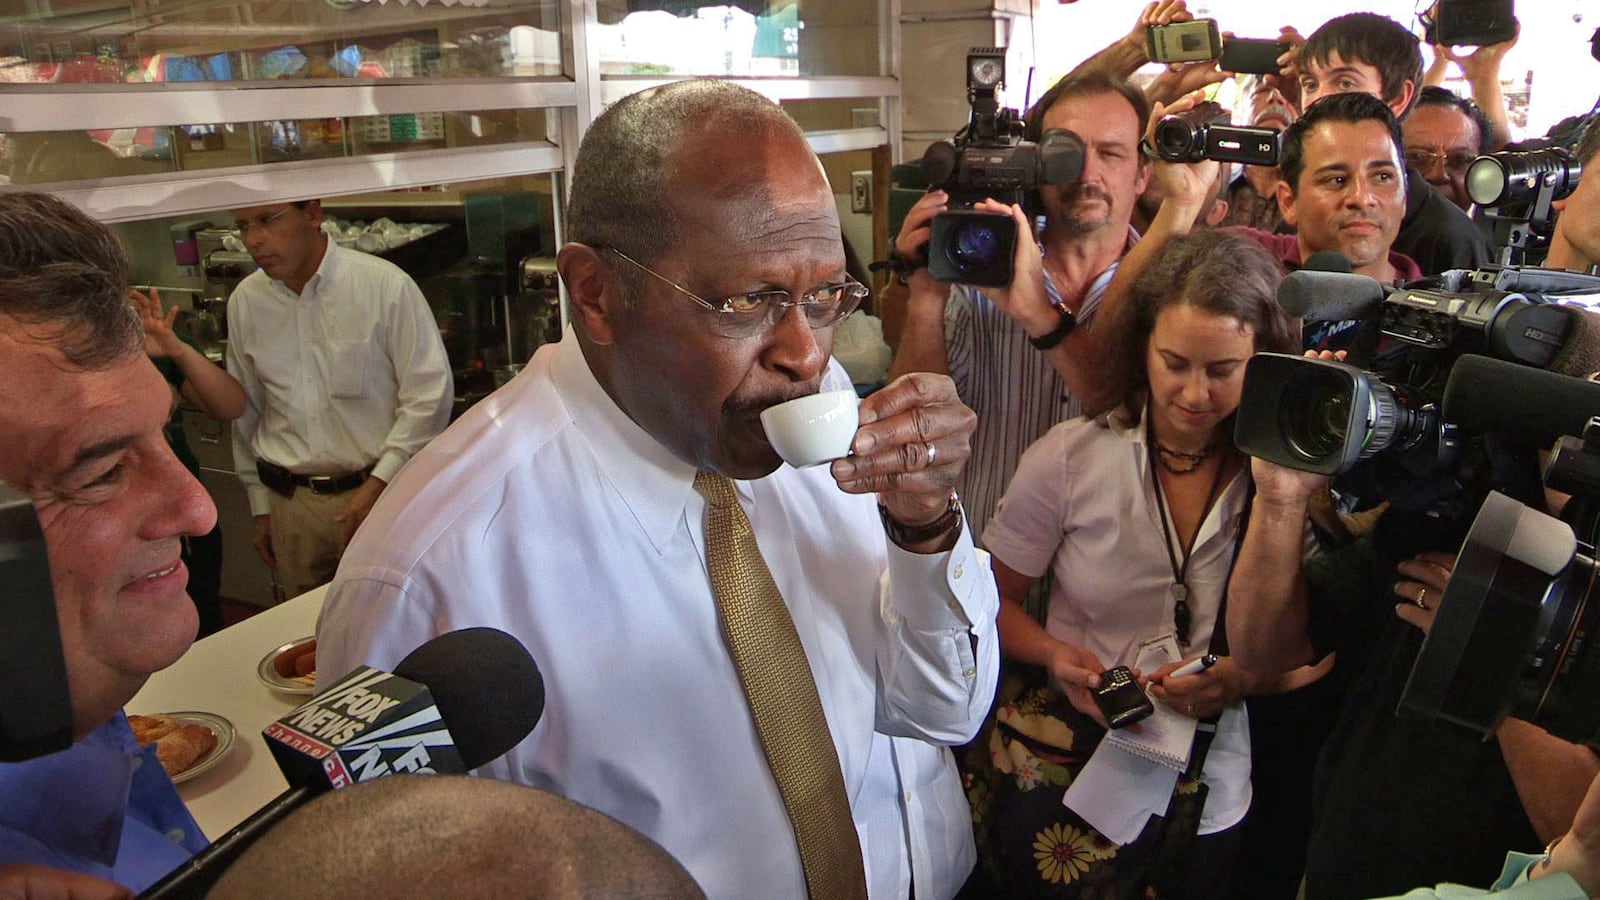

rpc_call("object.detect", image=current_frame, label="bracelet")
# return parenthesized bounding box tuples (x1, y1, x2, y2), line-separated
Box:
(879, 492, 963, 548)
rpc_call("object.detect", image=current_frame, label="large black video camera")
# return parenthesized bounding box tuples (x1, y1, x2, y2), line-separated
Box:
(1394, 357, 1600, 750)
(1235, 264, 1600, 478)
(919, 48, 1086, 287)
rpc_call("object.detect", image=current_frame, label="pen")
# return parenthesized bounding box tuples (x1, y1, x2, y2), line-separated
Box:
(1168, 653, 1218, 679)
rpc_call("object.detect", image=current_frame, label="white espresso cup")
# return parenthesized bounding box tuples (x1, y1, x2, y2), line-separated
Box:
(759, 389, 861, 469)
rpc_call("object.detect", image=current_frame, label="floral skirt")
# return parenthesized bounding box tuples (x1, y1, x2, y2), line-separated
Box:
(963, 680, 1242, 900)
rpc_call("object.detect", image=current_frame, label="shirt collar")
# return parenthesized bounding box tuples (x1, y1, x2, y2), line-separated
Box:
(0, 714, 138, 866)
(548, 330, 701, 554)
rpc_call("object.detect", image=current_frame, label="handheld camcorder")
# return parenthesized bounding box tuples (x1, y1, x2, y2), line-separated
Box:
(1421, 0, 1517, 47)
(919, 48, 1086, 287)
(1235, 265, 1600, 478)
(1153, 100, 1281, 167)
(1467, 147, 1583, 266)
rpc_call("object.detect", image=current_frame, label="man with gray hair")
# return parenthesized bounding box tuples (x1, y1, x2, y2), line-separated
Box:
(0, 192, 215, 891)
(318, 79, 999, 899)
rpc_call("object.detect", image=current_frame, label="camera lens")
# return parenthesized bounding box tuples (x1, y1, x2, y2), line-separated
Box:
(1280, 367, 1352, 463)
(951, 221, 1003, 273)
(1153, 117, 1201, 163)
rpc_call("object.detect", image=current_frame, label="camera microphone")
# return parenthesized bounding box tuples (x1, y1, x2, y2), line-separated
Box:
(140, 627, 544, 899)
(1443, 354, 1600, 443)
(1277, 269, 1389, 321)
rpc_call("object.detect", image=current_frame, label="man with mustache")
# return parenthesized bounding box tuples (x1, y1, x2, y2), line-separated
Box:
(887, 71, 1149, 543)
(1246, 91, 1421, 285)
(225, 198, 451, 601)
(1289, 11, 1492, 275)
(317, 80, 1000, 899)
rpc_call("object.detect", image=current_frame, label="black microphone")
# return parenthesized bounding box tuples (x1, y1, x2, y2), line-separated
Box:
(1277, 269, 1389, 321)
(140, 627, 543, 899)
(1302, 250, 1354, 274)
(1443, 354, 1600, 442)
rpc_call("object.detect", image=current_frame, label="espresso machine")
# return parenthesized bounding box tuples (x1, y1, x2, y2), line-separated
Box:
(197, 226, 256, 354)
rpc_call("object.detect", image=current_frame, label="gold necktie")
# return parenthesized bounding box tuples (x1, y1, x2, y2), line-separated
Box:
(693, 471, 869, 900)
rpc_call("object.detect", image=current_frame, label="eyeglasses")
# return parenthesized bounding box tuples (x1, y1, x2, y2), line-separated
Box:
(604, 247, 868, 339)
(230, 207, 295, 239)
(1404, 148, 1478, 175)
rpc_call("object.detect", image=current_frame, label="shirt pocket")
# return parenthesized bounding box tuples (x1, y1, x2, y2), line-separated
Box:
(327, 339, 371, 399)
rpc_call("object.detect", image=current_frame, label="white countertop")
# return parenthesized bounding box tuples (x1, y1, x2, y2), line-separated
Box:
(129, 586, 325, 841)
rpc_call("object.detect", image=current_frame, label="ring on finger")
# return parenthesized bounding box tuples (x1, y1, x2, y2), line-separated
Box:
(1415, 587, 1430, 611)
(925, 442, 938, 467)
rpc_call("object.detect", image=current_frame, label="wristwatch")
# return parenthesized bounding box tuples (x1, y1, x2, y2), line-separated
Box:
(1028, 300, 1078, 351)
(879, 492, 964, 548)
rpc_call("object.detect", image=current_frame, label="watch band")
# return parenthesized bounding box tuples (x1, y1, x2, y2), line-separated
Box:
(1028, 302, 1078, 351)
(879, 492, 963, 547)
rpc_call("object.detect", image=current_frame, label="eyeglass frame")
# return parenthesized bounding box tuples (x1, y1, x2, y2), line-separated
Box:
(1403, 147, 1479, 174)
(229, 206, 297, 239)
(601, 246, 868, 338)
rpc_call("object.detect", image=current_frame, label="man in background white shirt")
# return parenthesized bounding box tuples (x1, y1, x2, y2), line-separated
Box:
(226, 198, 451, 601)
(318, 80, 1000, 899)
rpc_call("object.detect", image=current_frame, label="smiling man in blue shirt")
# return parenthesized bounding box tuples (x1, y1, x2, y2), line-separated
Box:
(0, 192, 216, 892)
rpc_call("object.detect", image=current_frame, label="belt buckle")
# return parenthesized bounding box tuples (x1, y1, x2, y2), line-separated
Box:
(307, 475, 341, 494)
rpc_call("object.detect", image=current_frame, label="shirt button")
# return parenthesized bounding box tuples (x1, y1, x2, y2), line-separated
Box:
(165, 828, 186, 844)
(948, 600, 961, 613)
(963, 667, 976, 678)
(130, 755, 144, 772)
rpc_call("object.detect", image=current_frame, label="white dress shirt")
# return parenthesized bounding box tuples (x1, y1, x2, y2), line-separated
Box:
(227, 239, 452, 515)
(317, 329, 1001, 900)
(945, 225, 1138, 543)
(982, 409, 1252, 840)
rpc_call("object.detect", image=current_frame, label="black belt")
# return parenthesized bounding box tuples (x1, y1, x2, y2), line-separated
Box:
(257, 460, 372, 498)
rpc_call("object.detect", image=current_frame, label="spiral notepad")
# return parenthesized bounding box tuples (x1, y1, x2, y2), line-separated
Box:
(1105, 693, 1197, 771)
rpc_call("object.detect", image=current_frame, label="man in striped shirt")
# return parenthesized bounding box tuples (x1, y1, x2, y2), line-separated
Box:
(887, 72, 1148, 542)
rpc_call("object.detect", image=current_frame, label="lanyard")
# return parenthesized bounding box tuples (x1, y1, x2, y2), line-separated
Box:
(1147, 418, 1228, 647)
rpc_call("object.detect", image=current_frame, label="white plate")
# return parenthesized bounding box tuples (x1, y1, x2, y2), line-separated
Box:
(257, 636, 317, 695)
(163, 711, 236, 785)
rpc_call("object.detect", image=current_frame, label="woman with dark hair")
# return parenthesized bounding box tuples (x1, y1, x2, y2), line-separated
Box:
(967, 228, 1302, 899)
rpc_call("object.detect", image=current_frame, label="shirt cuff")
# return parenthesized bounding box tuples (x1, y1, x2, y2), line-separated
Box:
(246, 485, 272, 517)
(885, 519, 991, 631)
(372, 452, 405, 485)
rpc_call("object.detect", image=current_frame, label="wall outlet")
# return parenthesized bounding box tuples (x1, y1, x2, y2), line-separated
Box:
(850, 171, 873, 214)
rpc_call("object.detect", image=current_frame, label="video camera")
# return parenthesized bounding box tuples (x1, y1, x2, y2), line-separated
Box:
(1420, 0, 1517, 47)
(918, 48, 1086, 287)
(1236, 264, 1600, 478)
(1395, 358, 1600, 750)
(1467, 147, 1583, 266)
(1152, 100, 1281, 167)
(1240, 261, 1600, 747)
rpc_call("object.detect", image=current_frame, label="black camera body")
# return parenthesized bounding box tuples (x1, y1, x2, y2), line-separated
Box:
(1236, 265, 1600, 478)
(1153, 101, 1281, 166)
(1423, 0, 1517, 47)
(919, 48, 1085, 287)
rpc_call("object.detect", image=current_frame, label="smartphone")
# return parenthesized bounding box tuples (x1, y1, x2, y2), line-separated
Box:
(1219, 37, 1288, 75)
(1430, 0, 1516, 47)
(1146, 19, 1223, 64)
(1093, 666, 1155, 729)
